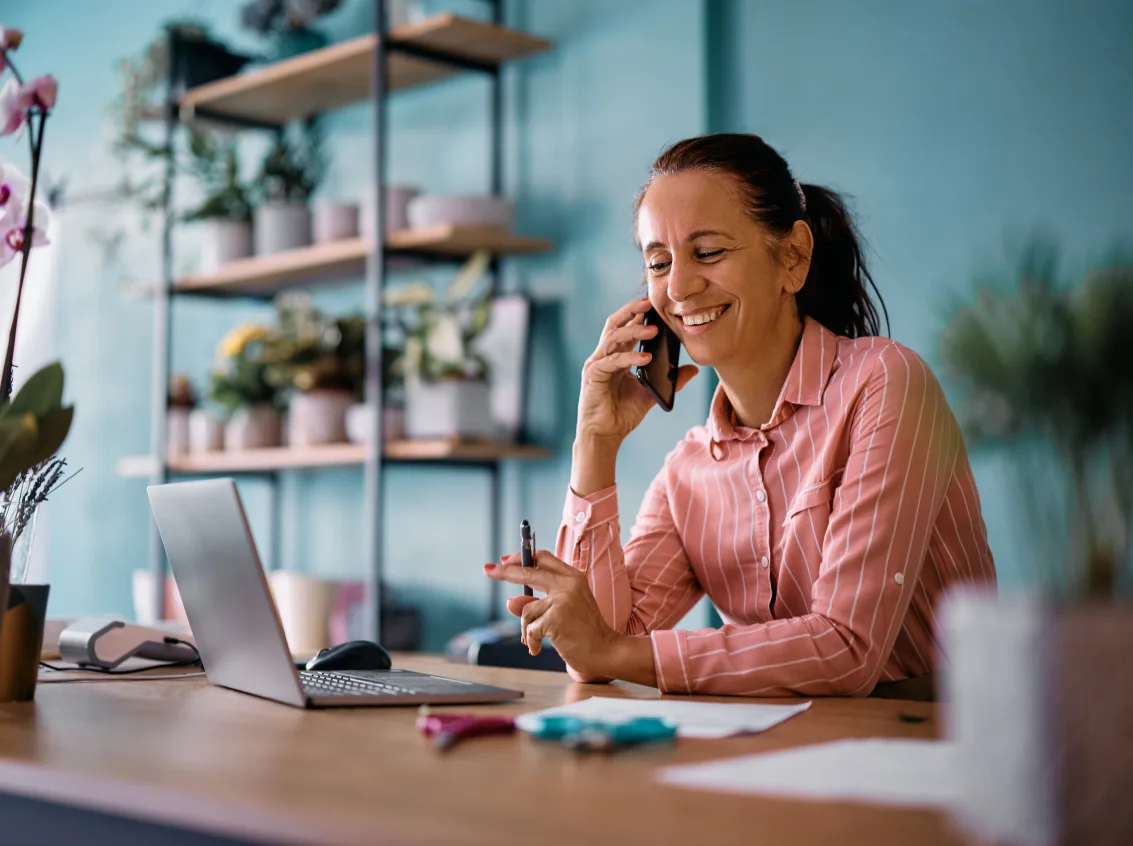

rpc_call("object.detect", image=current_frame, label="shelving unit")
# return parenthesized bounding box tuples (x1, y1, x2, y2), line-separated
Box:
(132, 1, 554, 641)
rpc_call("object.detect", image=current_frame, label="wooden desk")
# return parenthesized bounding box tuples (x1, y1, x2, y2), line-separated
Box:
(0, 656, 966, 846)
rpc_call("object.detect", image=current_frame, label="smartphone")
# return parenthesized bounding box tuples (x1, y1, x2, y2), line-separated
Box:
(634, 308, 680, 412)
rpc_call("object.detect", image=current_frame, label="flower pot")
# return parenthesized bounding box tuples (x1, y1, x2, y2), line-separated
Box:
(361, 186, 419, 239)
(0, 582, 50, 703)
(405, 378, 495, 440)
(253, 202, 311, 256)
(204, 218, 252, 269)
(167, 407, 191, 456)
(313, 200, 360, 244)
(225, 405, 280, 451)
(188, 409, 224, 453)
(288, 389, 354, 446)
(406, 195, 513, 230)
(345, 403, 406, 444)
(942, 590, 1133, 846)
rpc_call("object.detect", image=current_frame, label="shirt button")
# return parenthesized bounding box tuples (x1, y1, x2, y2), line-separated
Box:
(760, 556, 769, 568)
(894, 573, 905, 585)
(575, 511, 586, 523)
(756, 490, 766, 503)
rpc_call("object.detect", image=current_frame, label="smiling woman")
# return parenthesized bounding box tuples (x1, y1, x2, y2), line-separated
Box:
(485, 133, 996, 698)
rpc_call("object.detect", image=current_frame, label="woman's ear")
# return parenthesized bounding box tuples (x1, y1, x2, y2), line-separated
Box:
(783, 220, 814, 293)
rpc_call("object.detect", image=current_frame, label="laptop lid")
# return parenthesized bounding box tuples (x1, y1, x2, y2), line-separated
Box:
(147, 478, 306, 708)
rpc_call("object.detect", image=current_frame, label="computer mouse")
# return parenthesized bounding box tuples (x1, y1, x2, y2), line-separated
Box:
(305, 640, 393, 672)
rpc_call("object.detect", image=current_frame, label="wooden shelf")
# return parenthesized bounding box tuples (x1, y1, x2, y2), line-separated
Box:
(174, 227, 552, 296)
(178, 14, 552, 127)
(116, 440, 550, 477)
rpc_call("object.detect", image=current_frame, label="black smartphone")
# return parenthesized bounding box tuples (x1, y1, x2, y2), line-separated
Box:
(634, 308, 680, 412)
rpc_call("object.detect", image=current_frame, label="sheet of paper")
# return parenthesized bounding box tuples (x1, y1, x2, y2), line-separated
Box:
(658, 738, 960, 808)
(515, 695, 811, 739)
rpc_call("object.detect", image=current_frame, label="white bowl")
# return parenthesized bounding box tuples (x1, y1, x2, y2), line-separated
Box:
(406, 195, 514, 231)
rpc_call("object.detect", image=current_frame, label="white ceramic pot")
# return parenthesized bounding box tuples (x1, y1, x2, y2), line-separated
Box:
(188, 409, 224, 453)
(361, 186, 419, 238)
(205, 218, 252, 269)
(942, 590, 1133, 846)
(268, 571, 333, 656)
(345, 404, 406, 444)
(225, 405, 281, 450)
(406, 195, 513, 231)
(288, 389, 354, 446)
(166, 408, 191, 456)
(312, 200, 360, 244)
(405, 377, 495, 440)
(253, 202, 311, 255)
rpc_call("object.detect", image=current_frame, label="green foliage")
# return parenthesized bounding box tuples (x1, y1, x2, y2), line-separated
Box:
(210, 325, 281, 413)
(181, 131, 253, 223)
(260, 296, 365, 398)
(0, 363, 75, 495)
(256, 117, 327, 204)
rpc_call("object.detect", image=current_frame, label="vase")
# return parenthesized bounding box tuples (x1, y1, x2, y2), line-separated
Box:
(288, 389, 353, 446)
(9, 509, 38, 586)
(204, 218, 252, 270)
(942, 590, 1133, 846)
(225, 405, 281, 451)
(167, 407, 191, 456)
(188, 409, 225, 453)
(312, 200, 360, 244)
(405, 377, 495, 440)
(0, 530, 49, 703)
(253, 202, 312, 256)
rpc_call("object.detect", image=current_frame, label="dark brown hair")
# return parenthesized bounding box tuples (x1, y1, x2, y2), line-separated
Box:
(636, 133, 888, 339)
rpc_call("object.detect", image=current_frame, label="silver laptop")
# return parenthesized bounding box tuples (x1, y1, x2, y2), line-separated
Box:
(147, 478, 522, 708)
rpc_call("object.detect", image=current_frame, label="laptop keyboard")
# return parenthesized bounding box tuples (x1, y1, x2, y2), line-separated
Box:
(299, 670, 416, 698)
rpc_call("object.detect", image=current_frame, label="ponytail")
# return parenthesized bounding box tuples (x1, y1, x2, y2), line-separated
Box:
(637, 134, 889, 339)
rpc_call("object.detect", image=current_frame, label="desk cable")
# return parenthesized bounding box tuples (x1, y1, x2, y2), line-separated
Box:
(39, 636, 203, 676)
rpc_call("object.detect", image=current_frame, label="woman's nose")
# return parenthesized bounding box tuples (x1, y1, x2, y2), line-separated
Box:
(667, 258, 707, 303)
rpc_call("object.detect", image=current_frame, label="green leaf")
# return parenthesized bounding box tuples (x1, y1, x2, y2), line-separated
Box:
(2, 363, 65, 419)
(0, 415, 39, 492)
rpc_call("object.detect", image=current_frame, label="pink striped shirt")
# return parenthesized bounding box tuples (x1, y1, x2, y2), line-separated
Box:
(556, 317, 996, 696)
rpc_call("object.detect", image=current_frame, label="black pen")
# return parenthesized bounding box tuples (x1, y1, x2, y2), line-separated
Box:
(520, 520, 536, 598)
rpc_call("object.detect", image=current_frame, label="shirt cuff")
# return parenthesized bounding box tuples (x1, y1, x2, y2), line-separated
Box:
(651, 629, 691, 695)
(562, 484, 620, 529)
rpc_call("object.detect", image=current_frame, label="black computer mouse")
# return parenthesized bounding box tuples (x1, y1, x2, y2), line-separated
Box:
(305, 640, 393, 672)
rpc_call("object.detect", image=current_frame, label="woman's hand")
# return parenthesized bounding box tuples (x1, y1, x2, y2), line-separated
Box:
(484, 551, 619, 682)
(576, 296, 698, 448)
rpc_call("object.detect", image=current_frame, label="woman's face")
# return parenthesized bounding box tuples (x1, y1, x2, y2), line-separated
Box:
(636, 170, 806, 369)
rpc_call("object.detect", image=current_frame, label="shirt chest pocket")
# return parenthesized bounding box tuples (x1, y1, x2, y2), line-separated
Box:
(781, 473, 841, 559)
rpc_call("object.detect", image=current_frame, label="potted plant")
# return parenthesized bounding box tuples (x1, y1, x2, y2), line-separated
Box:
(939, 244, 1133, 846)
(253, 117, 325, 256)
(345, 345, 407, 445)
(240, 0, 343, 61)
(385, 250, 497, 441)
(262, 295, 363, 446)
(166, 373, 196, 455)
(181, 130, 253, 270)
(211, 322, 282, 450)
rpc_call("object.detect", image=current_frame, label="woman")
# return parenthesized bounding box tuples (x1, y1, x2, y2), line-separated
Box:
(485, 133, 996, 697)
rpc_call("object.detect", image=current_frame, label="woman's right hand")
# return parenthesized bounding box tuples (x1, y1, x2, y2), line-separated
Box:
(575, 297, 697, 448)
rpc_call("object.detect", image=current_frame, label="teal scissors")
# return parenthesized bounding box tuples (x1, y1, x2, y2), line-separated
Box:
(523, 715, 677, 753)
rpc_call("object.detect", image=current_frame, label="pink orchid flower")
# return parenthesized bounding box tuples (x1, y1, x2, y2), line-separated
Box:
(0, 159, 48, 267)
(0, 74, 58, 136)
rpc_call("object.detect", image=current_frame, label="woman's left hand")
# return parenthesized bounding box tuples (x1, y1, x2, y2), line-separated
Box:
(483, 551, 619, 682)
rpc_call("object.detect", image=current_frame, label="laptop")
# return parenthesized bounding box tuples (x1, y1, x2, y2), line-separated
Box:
(147, 478, 523, 708)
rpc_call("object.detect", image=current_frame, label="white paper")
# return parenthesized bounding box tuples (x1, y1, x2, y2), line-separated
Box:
(658, 739, 960, 808)
(515, 695, 812, 739)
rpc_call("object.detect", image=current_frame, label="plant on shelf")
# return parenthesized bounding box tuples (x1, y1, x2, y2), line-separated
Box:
(0, 26, 78, 596)
(211, 323, 283, 451)
(261, 294, 363, 446)
(383, 250, 498, 441)
(253, 117, 326, 255)
(240, 0, 344, 60)
(181, 130, 254, 268)
(938, 240, 1133, 846)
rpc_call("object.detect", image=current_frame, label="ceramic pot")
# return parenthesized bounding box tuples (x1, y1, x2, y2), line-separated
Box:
(225, 405, 281, 450)
(188, 409, 225, 453)
(405, 377, 495, 440)
(204, 218, 252, 269)
(254, 202, 311, 255)
(345, 404, 406, 444)
(361, 186, 419, 238)
(167, 407, 191, 456)
(288, 389, 354, 446)
(943, 590, 1133, 846)
(406, 195, 513, 230)
(313, 200, 360, 244)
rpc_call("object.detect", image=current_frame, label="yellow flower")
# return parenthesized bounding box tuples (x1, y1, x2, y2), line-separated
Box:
(218, 324, 270, 359)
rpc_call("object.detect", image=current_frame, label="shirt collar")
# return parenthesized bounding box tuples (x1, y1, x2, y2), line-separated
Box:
(707, 317, 838, 441)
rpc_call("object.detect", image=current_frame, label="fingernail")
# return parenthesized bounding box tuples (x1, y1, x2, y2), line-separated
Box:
(642, 353, 652, 361)
(483, 563, 497, 572)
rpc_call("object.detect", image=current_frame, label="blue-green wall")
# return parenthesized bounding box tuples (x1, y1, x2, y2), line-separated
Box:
(6, 0, 1131, 643)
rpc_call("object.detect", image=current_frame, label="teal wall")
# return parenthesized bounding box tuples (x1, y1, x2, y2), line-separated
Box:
(6, 0, 1130, 642)
(710, 0, 1133, 589)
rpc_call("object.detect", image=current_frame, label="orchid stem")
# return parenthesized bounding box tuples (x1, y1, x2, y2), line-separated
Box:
(0, 109, 44, 403)
(1, 51, 24, 86)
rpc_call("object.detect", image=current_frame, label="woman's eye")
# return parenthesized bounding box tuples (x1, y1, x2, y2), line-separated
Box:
(696, 249, 725, 260)
(647, 261, 671, 272)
